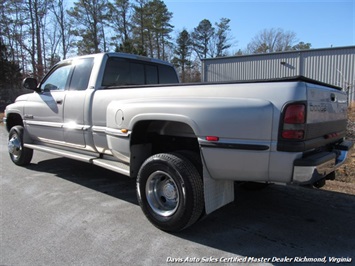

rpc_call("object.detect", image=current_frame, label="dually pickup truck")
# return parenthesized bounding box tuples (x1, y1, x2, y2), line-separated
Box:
(4, 52, 353, 231)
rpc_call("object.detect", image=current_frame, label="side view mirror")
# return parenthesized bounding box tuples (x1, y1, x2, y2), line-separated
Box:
(22, 77, 39, 91)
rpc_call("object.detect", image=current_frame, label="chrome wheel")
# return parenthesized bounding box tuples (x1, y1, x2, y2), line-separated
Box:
(8, 132, 22, 160)
(137, 153, 204, 231)
(146, 170, 180, 217)
(8, 126, 33, 166)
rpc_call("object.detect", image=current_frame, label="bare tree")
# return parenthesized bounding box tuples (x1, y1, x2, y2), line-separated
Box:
(50, 0, 72, 59)
(246, 28, 298, 54)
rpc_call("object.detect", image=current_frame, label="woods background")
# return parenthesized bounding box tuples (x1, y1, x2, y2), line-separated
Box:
(0, 0, 311, 110)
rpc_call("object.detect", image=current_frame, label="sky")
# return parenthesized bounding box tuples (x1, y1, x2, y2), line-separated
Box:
(163, 0, 355, 53)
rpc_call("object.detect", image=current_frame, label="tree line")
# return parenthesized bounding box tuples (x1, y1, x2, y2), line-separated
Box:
(1, 0, 311, 88)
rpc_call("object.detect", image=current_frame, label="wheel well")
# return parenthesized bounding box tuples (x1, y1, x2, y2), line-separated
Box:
(5, 113, 23, 132)
(130, 120, 201, 177)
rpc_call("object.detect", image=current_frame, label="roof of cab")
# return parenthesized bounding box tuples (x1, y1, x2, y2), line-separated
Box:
(60, 52, 173, 67)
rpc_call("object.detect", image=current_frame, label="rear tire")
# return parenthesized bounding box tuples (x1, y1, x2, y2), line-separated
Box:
(8, 126, 33, 166)
(137, 153, 204, 232)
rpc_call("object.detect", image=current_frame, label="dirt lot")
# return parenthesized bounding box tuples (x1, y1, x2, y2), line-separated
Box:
(323, 107, 355, 195)
(1, 109, 354, 195)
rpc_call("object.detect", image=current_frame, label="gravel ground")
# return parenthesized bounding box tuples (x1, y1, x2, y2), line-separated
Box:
(323, 107, 355, 195)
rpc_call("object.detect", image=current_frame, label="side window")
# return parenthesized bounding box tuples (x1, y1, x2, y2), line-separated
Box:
(102, 58, 130, 86)
(69, 58, 94, 90)
(130, 63, 145, 85)
(41, 64, 71, 91)
(146, 65, 158, 84)
(159, 65, 179, 84)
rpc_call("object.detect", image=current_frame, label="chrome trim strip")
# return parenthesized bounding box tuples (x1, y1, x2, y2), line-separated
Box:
(25, 120, 62, 128)
(92, 126, 130, 137)
(24, 120, 91, 131)
(92, 126, 106, 133)
(37, 137, 86, 149)
(63, 122, 87, 131)
(105, 128, 131, 137)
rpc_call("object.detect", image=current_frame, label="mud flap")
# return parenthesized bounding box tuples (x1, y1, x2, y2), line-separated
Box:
(203, 166, 234, 214)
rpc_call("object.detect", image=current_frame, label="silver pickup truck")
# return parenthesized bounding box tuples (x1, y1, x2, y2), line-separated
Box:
(4, 52, 353, 231)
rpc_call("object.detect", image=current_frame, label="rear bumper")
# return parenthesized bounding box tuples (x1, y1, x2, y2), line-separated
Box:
(292, 140, 353, 185)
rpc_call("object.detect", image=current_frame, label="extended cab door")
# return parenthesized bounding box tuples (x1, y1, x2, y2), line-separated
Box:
(24, 63, 71, 143)
(63, 57, 95, 147)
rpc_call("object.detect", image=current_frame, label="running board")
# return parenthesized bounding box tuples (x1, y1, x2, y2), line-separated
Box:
(24, 143, 130, 176)
(24, 143, 98, 162)
(92, 159, 130, 176)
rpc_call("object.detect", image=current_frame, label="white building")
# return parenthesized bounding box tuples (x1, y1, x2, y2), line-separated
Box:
(202, 46, 355, 105)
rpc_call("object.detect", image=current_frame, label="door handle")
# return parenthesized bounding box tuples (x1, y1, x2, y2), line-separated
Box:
(56, 99, 63, 105)
(330, 93, 336, 102)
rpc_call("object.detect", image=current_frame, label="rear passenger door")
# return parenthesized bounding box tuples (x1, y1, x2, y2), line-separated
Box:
(63, 57, 94, 147)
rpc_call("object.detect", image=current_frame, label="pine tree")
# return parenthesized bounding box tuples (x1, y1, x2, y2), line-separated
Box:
(132, 0, 173, 58)
(172, 30, 192, 82)
(148, 0, 173, 60)
(191, 19, 214, 60)
(0, 38, 22, 89)
(68, 0, 111, 55)
(111, 0, 135, 53)
(214, 18, 231, 57)
(131, 0, 147, 56)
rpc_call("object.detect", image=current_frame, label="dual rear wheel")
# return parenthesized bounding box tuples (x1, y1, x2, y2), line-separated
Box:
(136, 153, 204, 232)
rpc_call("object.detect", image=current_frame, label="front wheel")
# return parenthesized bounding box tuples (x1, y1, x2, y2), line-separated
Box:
(8, 126, 33, 166)
(136, 153, 204, 232)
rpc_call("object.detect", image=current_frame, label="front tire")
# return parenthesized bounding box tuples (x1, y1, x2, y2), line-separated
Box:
(8, 126, 33, 166)
(137, 153, 204, 232)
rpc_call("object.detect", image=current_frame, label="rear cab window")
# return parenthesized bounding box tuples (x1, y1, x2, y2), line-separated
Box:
(102, 57, 178, 87)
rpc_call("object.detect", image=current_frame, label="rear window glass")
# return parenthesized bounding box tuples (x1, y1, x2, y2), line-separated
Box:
(130, 63, 145, 85)
(146, 65, 158, 84)
(102, 57, 178, 87)
(159, 65, 179, 84)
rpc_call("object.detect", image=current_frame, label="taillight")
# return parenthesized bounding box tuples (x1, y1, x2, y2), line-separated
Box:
(282, 130, 304, 139)
(281, 103, 306, 140)
(284, 104, 305, 124)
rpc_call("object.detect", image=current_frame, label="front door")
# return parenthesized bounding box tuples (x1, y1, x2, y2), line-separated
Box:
(24, 63, 72, 143)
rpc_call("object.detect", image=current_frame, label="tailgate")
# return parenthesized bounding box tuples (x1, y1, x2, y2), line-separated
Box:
(278, 82, 348, 152)
(306, 84, 348, 143)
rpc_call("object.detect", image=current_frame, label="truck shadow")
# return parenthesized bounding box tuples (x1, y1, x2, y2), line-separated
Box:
(27, 157, 355, 262)
(179, 184, 355, 261)
(27, 157, 138, 205)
